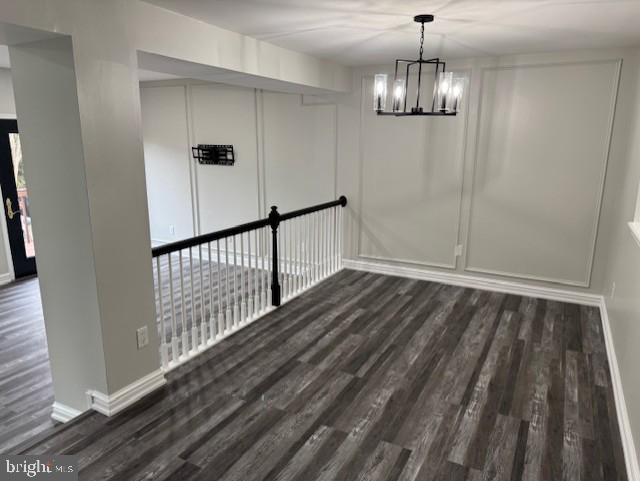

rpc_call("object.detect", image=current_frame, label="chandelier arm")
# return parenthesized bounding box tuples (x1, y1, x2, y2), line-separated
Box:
(415, 21, 425, 112)
(431, 61, 440, 113)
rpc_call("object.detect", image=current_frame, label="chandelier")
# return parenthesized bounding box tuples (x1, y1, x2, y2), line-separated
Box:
(374, 14, 464, 116)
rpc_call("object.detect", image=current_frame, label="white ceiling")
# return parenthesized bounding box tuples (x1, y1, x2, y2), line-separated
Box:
(144, 0, 640, 65)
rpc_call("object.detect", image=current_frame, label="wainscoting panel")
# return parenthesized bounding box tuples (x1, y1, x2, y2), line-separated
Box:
(262, 92, 337, 213)
(358, 74, 469, 269)
(141, 86, 194, 243)
(190, 84, 261, 233)
(465, 60, 620, 286)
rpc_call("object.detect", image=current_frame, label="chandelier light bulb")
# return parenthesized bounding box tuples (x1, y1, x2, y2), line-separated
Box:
(373, 74, 388, 112)
(437, 71, 453, 112)
(448, 77, 465, 113)
(392, 79, 405, 112)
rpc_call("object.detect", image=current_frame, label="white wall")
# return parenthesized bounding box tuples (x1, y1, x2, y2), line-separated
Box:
(141, 85, 194, 244)
(191, 84, 261, 232)
(466, 60, 618, 286)
(143, 50, 629, 295)
(599, 48, 640, 465)
(0, 68, 15, 117)
(140, 81, 338, 239)
(10, 37, 110, 409)
(262, 92, 337, 212)
(0, 68, 16, 282)
(336, 49, 639, 296)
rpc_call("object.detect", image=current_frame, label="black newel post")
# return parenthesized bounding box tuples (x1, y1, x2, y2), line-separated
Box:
(269, 205, 281, 307)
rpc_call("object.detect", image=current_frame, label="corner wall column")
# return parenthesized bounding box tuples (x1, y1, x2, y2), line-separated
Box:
(9, 33, 163, 417)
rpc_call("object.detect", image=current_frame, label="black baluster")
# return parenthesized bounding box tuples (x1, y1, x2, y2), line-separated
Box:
(269, 205, 281, 307)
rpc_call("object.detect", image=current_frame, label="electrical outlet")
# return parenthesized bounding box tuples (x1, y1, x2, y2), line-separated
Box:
(169, 224, 175, 236)
(454, 244, 463, 257)
(611, 282, 616, 300)
(136, 326, 149, 349)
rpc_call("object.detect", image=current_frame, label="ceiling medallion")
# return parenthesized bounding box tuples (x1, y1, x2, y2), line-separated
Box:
(374, 14, 464, 117)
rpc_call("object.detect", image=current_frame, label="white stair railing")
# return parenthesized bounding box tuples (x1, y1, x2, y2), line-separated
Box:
(152, 196, 347, 371)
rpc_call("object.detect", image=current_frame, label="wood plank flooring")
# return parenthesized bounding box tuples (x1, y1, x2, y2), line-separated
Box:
(2, 270, 629, 481)
(0, 277, 55, 453)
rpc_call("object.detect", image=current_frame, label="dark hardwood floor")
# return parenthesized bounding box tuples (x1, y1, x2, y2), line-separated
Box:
(0, 277, 55, 453)
(2, 269, 629, 481)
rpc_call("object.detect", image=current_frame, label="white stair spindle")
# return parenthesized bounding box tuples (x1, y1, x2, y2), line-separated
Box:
(247, 231, 254, 319)
(320, 210, 327, 279)
(326, 210, 330, 275)
(314, 212, 319, 282)
(225, 237, 232, 332)
(327, 209, 332, 275)
(168, 253, 179, 364)
(198, 244, 206, 348)
(295, 217, 300, 293)
(282, 220, 288, 300)
(189, 247, 197, 353)
(261, 227, 267, 312)
(304, 215, 311, 288)
(319, 210, 324, 279)
(332, 207, 337, 273)
(240, 233, 247, 323)
(233, 235, 240, 328)
(179, 250, 188, 359)
(217, 239, 224, 337)
(289, 219, 295, 294)
(156, 256, 168, 369)
(308, 214, 313, 284)
(338, 206, 343, 268)
(288, 220, 293, 296)
(254, 228, 260, 316)
(208, 242, 215, 342)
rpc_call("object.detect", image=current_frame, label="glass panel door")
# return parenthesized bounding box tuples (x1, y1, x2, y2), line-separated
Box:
(0, 120, 37, 278)
(9, 133, 34, 258)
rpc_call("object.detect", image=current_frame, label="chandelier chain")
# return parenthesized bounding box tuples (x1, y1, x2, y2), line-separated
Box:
(419, 22, 425, 60)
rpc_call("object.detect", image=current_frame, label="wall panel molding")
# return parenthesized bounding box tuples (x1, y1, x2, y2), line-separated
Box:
(463, 59, 622, 287)
(357, 72, 471, 270)
(344, 258, 602, 305)
(142, 82, 340, 239)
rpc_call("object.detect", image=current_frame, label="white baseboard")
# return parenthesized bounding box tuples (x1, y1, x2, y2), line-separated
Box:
(87, 369, 166, 417)
(0, 272, 14, 286)
(343, 258, 601, 306)
(599, 298, 640, 481)
(51, 402, 84, 423)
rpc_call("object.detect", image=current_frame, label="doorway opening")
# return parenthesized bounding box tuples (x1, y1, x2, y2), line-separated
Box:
(0, 119, 36, 278)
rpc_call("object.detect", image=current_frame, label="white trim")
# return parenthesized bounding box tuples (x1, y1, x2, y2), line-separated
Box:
(599, 298, 640, 481)
(87, 369, 166, 417)
(51, 402, 84, 423)
(629, 222, 640, 249)
(0, 272, 12, 286)
(357, 253, 456, 272)
(0, 182, 16, 283)
(343, 258, 601, 306)
(464, 265, 590, 289)
(463, 58, 622, 288)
